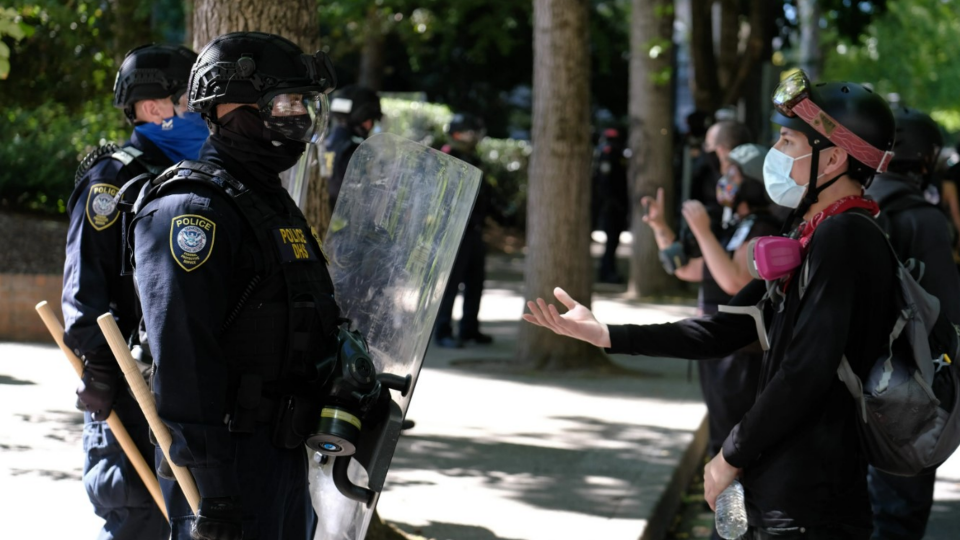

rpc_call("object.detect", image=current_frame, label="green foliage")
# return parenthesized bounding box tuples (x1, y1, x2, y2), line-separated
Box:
(0, 7, 34, 79)
(1, 1, 118, 111)
(379, 97, 530, 228)
(822, 0, 960, 132)
(0, 95, 127, 214)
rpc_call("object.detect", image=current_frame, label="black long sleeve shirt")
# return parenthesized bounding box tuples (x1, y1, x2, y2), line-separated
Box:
(608, 212, 896, 530)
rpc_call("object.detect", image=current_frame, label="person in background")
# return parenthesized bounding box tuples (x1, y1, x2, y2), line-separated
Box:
(326, 84, 382, 210)
(592, 127, 629, 283)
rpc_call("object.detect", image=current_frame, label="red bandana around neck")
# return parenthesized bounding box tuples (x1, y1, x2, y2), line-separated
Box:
(796, 195, 880, 251)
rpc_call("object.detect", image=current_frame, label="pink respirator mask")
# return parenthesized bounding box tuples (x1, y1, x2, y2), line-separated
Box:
(747, 236, 803, 281)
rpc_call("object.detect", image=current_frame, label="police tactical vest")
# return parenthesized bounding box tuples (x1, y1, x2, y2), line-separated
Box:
(131, 160, 341, 446)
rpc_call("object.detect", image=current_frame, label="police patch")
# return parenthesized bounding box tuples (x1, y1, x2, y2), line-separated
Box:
(170, 214, 216, 272)
(85, 183, 120, 231)
(274, 227, 319, 263)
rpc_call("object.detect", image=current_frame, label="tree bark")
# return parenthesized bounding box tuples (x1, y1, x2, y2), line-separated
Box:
(628, 0, 677, 298)
(690, 0, 719, 111)
(797, 0, 822, 81)
(358, 7, 386, 91)
(717, 0, 738, 89)
(517, 0, 610, 371)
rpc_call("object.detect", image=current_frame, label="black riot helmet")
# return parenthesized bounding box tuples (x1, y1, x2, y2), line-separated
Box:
(890, 106, 943, 174)
(113, 44, 198, 123)
(330, 85, 382, 128)
(188, 32, 337, 143)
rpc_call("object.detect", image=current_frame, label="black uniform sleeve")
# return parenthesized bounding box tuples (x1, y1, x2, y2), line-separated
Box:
(132, 186, 245, 499)
(61, 160, 128, 360)
(721, 216, 878, 468)
(606, 279, 765, 359)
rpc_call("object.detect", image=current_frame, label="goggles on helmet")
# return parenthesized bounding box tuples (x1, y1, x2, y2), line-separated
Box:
(258, 90, 330, 143)
(772, 69, 894, 173)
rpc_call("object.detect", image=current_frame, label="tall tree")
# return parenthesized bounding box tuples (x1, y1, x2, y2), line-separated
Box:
(797, 0, 821, 80)
(357, 6, 386, 91)
(628, 0, 676, 298)
(190, 3, 401, 538)
(689, 0, 773, 113)
(517, 0, 610, 371)
(107, 0, 153, 65)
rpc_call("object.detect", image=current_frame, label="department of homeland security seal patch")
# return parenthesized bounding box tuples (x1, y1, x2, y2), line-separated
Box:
(85, 183, 120, 231)
(170, 214, 216, 272)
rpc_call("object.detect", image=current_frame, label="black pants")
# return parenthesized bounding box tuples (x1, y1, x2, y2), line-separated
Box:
(434, 229, 486, 339)
(867, 466, 935, 540)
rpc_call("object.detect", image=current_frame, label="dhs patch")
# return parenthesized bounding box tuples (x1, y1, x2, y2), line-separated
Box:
(170, 214, 216, 272)
(273, 227, 319, 263)
(85, 183, 120, 231)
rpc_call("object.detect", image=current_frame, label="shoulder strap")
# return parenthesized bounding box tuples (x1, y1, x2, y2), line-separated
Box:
(75, 143, 121, 185)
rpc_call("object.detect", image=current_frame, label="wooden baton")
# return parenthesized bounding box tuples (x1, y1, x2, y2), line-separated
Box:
(34, 301, 169, 520)
(96, 312, 201, 515)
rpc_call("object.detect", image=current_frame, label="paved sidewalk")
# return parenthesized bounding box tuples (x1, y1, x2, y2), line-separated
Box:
(2, 254, 960, 539)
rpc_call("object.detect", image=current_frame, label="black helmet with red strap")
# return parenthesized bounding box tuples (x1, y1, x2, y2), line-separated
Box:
(770, 70, 895, 207)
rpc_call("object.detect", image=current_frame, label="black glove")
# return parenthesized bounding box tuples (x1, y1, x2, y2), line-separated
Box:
(76, 359, 120, 421)
(192, 497, 243, 540)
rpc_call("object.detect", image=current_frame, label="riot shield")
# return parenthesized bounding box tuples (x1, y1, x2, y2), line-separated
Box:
(280, 143, 318, 210)
(311, 132, 481, 540)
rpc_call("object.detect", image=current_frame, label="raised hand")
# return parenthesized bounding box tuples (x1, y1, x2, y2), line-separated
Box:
(641, 187, 668, 230)
(522, 287, 611, 348)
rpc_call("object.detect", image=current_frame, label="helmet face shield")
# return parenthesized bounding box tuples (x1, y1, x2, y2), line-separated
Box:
(259, 91, 329, 143)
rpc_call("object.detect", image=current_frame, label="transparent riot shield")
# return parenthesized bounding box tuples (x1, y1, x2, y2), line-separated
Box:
(311, 132, 481, 540)
(280, 143, 319, 210)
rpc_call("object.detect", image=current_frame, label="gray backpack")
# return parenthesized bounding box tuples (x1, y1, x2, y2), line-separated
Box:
(802, 212, 960, 476)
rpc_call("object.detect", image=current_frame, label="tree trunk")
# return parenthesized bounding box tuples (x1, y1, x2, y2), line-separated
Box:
(192, 0, 318, 52)
(192, 0, 331, 235)
(717, 0, 738, 90)
(517, 0, 610, 371)
(719, 0, 771, 107)
(690, 0, 719, 112)
(109, 0, 154, 65)
(797, 0, 821, 81)
(628, 0, 676, 298)
(358, 7, 386, 91)
(189, 4, 400, 539)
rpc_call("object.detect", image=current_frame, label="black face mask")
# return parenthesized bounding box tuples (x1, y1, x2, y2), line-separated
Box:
(213, 106, 306, 175)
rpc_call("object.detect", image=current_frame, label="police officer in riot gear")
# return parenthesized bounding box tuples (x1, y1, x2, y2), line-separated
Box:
(865, 107, 960, 540)
(326, 84, 382, 210)
(62, 43, 200, 540)
(434, 112, 494, 347)
(592, 127, 629, 283)
(527, 73, 900, 539)
(128, 32, 339, 539)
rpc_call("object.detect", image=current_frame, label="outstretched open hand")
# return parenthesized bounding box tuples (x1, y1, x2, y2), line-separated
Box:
(522, 287, 611, 348)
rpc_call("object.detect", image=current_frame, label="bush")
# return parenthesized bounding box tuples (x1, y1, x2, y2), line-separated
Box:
(0, 95, 127, 214)
(379, 97, 530, 229)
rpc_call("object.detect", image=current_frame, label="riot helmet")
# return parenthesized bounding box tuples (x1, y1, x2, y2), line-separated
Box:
(769, 70, 895, 209)
(113, 44, 198, 123)
(890, 106, 943, 175)
(188, 32, 337, 143)
(330, 85, 382, 137)
(446, 112, 486, 151)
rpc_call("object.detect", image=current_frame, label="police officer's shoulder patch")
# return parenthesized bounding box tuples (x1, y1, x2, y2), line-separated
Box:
(85, 183, 121, 231)
(170, 214, 216, 272)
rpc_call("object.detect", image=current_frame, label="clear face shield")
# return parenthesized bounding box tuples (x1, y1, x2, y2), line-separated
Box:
(259, 91, 330, 144)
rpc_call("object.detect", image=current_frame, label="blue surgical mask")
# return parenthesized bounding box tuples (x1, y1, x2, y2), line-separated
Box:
(762, 148, 811, 209)
(134, 112, 209, 162)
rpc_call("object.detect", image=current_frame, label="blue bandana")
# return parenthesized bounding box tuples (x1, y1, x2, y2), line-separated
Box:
(134, 112, 209, 162)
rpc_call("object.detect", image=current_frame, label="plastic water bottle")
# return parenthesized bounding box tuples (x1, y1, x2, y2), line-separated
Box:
(715, 480, 748, 539)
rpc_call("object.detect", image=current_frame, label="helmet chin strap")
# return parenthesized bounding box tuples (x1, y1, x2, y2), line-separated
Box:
(780, 148, 846, 234)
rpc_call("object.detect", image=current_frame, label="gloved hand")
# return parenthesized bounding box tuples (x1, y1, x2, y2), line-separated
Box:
(76, 359, 120, 421)
(192, 497, 243, 540)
